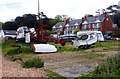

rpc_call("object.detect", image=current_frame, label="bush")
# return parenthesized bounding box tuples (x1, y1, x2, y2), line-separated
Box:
(22, 58, 44, 68)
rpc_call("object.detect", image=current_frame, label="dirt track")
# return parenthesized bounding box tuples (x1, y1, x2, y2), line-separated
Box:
(1, 54, 44, 77)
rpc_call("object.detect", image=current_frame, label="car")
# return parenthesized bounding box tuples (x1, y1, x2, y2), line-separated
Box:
(103, 34, 111, 40)
(0, 30, 17, 40)
(59, 34, 77, 42)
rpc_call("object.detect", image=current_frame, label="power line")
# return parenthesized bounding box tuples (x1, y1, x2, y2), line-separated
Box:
(0, 2, 22, 6)
(0, 0, 35, 6)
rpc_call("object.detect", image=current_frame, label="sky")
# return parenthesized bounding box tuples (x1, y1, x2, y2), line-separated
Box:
(0, 0, 119, 23)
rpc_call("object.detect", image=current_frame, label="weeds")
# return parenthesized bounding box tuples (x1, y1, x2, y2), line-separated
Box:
(22, 58, 44, 68)
(80, 54, 120, 77)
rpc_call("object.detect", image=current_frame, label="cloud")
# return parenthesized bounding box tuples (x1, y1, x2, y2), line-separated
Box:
(0, 0, 119, 22)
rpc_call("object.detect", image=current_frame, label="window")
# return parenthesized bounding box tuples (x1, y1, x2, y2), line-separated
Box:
(72, 26, 74, 30)
(60, 27, 62, 31)
(82, 25, 87, 30)
(88, 24, 91, 28)
(92, 24, 94, 28)
(96, 23, 100, 28)
(79, 35, 88, 40)
(106, 18, 109, 21)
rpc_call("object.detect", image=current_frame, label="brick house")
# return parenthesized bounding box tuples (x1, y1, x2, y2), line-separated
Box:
(82, 14, 114, 34)
(52, 13, 115, 35)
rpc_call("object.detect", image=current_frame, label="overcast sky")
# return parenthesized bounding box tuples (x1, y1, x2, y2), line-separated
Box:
(0, 0, 119, 22)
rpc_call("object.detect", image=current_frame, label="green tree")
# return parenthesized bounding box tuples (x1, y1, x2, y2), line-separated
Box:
(47, 18, 62, 30)
(15, 14, 38, 29)
(111, 13, 120, 28)
(15, 16, 26, 28)
(72, 29, 80, 34)
(2, 21, 17, 30)
(0, 22, 3, 30)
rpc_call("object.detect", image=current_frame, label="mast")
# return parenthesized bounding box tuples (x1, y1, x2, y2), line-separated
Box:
(38, 0, 40, 19)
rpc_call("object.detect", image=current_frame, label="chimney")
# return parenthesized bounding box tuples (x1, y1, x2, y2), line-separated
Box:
(65, 18, 69, 24)
(82, 17, 85, 22)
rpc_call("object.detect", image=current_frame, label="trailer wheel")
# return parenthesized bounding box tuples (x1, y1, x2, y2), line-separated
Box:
(87, 45, 91, 49)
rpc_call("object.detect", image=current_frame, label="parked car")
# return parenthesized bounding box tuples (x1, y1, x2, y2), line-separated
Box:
(0, 30, 17, 40)
(59, 34, 77, 42)
(103, 34, 111, 40)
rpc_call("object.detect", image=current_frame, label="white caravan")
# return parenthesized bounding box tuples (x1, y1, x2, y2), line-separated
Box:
(72, 31, 104, 48)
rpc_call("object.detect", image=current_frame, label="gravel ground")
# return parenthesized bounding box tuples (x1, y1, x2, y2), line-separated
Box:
(34, 52, 103, 78)
(34, 49, 119, 78)
(1, 54, 45, 77)
(53, 65, 95, 77)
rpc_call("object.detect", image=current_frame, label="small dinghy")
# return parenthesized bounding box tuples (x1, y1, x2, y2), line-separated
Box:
(31, 44, 57, 53)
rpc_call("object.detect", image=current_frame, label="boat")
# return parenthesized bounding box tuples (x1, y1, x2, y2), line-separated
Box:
(31, 44, 57, 53)
(72, 31, 104, 48)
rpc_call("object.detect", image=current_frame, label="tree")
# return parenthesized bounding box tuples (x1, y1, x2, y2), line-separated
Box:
(111, 13, 120, 28)
(112, 28, 120, 38)
(15, 16, 26, 28)
(55, 15, 71, 21)
(15, 14, 38, 29)
(2, 21, 17, 30)
(0, 22, 3, 30)
(55, 15, 62, 20)
(106, 5, 120, 14)
(23, 14, 38, 28)
(47, 18, 62, 30)
(72, 29, 80, 34)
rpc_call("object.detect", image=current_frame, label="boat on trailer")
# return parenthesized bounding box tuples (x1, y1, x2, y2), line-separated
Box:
(72, 31, 104, 49)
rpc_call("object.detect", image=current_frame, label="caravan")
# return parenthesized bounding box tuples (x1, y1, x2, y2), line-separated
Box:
(72, 31, 104, 48)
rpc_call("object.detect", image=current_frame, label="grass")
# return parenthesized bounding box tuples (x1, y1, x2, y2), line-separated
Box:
(75, 54, 120, 78)
(2, 40, 34, 55)
(2, 40, 119, 60)
(94, 40, 120, 48)
(2, 40, 119, 54)
(2, 40, 35, 61)
(44, 69, 68, 79)
(82, 51, 104, 59)
(22, 58, 44, 68)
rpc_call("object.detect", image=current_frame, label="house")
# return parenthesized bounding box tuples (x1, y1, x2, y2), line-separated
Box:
(82, 13, 114, 34)
(52, 13, 115, 35)
(52, 19, 82, 35)
(52, 22, 66, 35)
(64, 19, 82, 35)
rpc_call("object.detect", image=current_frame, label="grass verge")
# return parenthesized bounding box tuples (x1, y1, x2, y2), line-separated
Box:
(44, 69, 68, 79)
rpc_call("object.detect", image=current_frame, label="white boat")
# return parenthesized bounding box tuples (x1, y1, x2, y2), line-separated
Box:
(31, 44, 57, 53)
(72, 31, 104, 48)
